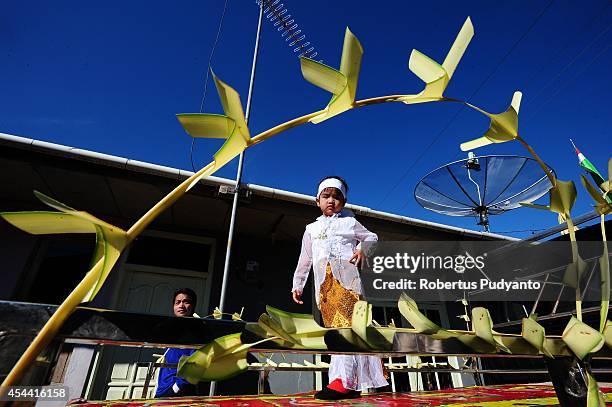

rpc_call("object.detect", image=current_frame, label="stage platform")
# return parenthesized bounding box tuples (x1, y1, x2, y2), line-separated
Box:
(74, 384, 612, 406)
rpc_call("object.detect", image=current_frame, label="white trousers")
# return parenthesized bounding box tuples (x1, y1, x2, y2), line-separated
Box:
(328, 354, 388, 391)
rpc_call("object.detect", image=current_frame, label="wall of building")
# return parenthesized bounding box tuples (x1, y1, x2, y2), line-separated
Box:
(0, 218, 41, 300)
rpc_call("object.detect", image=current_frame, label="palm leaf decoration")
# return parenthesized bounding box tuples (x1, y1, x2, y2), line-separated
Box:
(176, 72, 251, 191)
(400, 17, 474, 104)
(604, 321, 612, 349)
(300, 27, 363, 123)
(562, 316, 605, 360)
(177, 333, 274, 383)
(0, 191, 128, 388)
(521, 180, 588, 291)
(398, 294, 497, 353)
(351, 300, 394, 350)
(1, 191, 128, 302)
(587, 371, 607, 407)
(265, 306, 330, 349)
(596, 217, 610, 333)
(521, 316, 554, 358)
(398, 293, 458, 339)
(472, 307, 511, 353)
(579, 158, 611, 333)
(460, 91, 522, 151)
(252, 306, 329, 349)
(581, 158, 612, 216)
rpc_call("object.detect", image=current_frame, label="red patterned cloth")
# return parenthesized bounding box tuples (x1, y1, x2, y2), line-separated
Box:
(73, 384, 612, 406)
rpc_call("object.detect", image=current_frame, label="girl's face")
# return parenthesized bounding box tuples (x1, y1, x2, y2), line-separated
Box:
(317, 187, 346, 216)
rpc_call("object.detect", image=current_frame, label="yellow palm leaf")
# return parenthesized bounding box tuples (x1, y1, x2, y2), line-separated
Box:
(84, 225, 128, 302)
(339, 27, 363, 102)
(351, 301, 394, 350)
(1, 211, 96, 234)
(582, 174, 612, 215)
(604, 321, 612, 349)
(176, 114, 236, 139)
(402, 50, 448, 104)
(600, 242, 610, 332)
(37, 192, 127, 301)
(212, 72, 250, 141)
(562, 316, 605, 360)
(213, 129, 249, 169)
(301, 58, 347, 94)
(351, 300, 371, 345)
(521, 317, 554, 357)
(562, 254, 588, 289)
(34, 191, 125, 233)
(604, 158, 612, 193)
(442, 17, 475, 78)
(178, 333, 275, 383)
(182, 74, 251, 191)
(472, 307, 511, 353)
(400, 17, 474, 104)
(265, 305, 327, 336)
(521, 179, 577, 216)
(3, 192, 127, 302)
(398, 293, 458, 339)
(301, 27, 363, 124)
(460, 91, 522, 151)
(586, 371, 606, 407)
(186, 128, 249, 191)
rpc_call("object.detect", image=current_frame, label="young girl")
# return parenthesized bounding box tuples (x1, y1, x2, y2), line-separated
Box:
(292, 176, 388, 400)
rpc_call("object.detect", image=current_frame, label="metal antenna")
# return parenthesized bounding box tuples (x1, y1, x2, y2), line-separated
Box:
(210, 1, 264, 397)
(256, 0, 322, 61)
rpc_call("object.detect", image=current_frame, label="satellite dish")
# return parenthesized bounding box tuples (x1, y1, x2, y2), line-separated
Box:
(414, 154, 554, 232)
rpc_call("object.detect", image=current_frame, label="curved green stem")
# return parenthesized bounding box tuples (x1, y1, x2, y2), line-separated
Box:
(517, 136, 556, 186)
(127, 162, 215, 239)
(600, 214, 609, 332)
(249, 110, 323, 146)
(250, 95, 459, 146)
(566, 216, 582, 321)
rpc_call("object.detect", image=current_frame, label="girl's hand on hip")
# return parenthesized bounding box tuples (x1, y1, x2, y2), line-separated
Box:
(292, 290, 303, 304)
(349, 249, 364, 269)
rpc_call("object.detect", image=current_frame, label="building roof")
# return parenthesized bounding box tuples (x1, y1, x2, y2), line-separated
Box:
(0, 132, 516, 241)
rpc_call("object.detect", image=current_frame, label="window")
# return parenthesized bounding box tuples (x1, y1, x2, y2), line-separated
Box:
(126, 235, 211, 271)
(26, 235, 95, 305)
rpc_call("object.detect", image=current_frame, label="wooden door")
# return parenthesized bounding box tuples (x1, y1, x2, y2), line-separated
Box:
(101, 269, 208, 399)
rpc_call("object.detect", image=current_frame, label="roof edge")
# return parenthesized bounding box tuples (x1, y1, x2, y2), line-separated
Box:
(0, 132, 516, 241)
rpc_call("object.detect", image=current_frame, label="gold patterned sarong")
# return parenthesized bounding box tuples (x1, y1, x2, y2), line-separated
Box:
(319, 262, 360, 328)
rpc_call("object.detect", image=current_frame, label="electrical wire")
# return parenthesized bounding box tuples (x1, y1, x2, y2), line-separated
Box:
(444, 2, 609, 167)
(529, 14, 612, 111)
(523, 18, 602, 96)
(376, 0, 556, 210)
(526, 33, 611, 120)
(189, 0, 230, 172)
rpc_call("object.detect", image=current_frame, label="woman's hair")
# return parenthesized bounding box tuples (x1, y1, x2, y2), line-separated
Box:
(173, 287, 197, 307)
(319, 175, 349, 195)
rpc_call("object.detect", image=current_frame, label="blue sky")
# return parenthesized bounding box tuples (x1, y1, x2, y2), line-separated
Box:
(2, 0, 611, 237)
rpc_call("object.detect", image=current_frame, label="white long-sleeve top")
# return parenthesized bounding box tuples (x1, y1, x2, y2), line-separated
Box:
(292, 209, 378, 306)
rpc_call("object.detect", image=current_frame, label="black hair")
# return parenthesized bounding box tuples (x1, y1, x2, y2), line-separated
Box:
(318, 175, 349, 195)
(173, 287, 197, 308)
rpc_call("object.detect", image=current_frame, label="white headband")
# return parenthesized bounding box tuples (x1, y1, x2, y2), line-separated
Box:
(317, 178, 347, 199)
